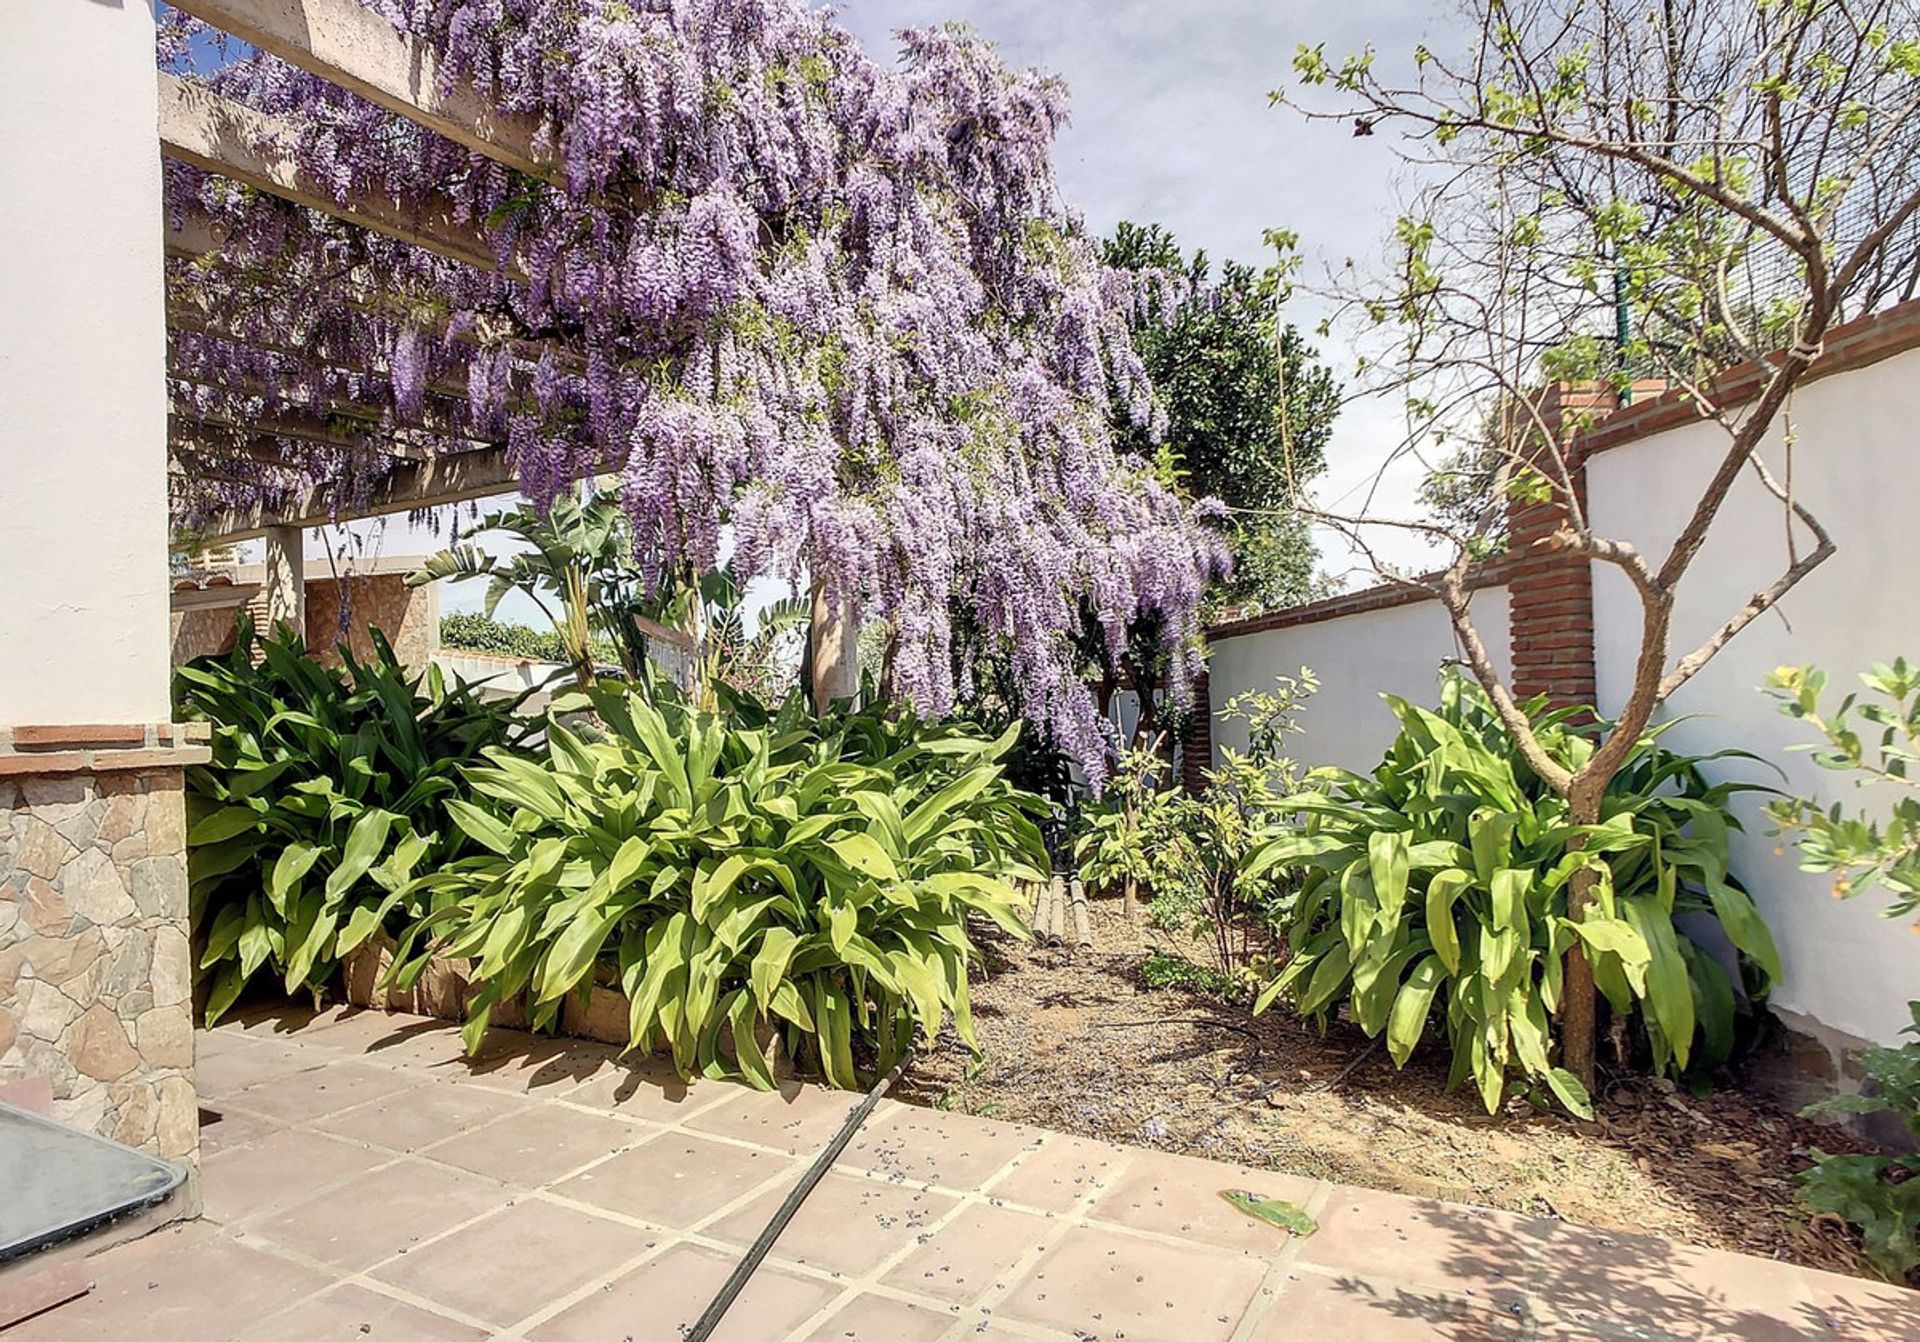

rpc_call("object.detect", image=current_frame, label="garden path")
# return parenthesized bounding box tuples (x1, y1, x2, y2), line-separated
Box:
(10, 1005, 1913, 1341)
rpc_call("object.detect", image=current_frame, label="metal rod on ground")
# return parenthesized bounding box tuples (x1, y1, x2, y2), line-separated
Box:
(684, 1052, 911, 1342)
(1070, 876, 1092, 949)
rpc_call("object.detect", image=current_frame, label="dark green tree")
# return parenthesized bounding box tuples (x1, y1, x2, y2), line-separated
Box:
(1104, 222, 1341, 617)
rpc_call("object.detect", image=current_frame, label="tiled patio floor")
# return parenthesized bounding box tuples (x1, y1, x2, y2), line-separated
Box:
(10, 1005, 1916, 1341)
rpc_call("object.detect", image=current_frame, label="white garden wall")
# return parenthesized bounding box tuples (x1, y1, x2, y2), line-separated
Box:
(1209, 587, 1511, 775)
(0, 0, 172, 725)
(1587, 342, 1920, 1049)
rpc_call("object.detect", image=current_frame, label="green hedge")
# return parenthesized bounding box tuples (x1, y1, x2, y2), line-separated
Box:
(440, 611, 617, 665)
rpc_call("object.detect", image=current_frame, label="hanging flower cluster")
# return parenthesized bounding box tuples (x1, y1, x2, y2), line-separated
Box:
(158, 1, 1227, 779)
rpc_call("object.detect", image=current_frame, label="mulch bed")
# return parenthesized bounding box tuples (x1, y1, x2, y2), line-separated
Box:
(898, 900, 1892, 1283)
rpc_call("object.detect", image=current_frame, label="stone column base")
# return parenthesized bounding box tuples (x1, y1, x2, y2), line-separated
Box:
(1, 726, 210, 1207)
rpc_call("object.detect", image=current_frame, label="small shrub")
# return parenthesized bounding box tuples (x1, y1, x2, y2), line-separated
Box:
(1247, 673, 1779, 1118)
(176, 624, 526, 1023)
(1796, 1004, 1920, 1282)
(1768, 659, 1920, 1281)
(440, 611, 619, 667)
(389, 681, 1047, 1088)
(1136, 672, 1318, 990)
(1764, 659, 1920, 924)
(1139, 950, 1240, 999)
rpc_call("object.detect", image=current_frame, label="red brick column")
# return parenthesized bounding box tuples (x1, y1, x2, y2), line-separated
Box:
(1505, 381, 1663, 708)
(1180, 671, 1211, 794)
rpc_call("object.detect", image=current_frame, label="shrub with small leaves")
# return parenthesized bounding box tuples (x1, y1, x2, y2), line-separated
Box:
(1768, 658, 1920, 1282)
(1796, 1001, 1920, 1283)
(1764, 659, 1920, 925)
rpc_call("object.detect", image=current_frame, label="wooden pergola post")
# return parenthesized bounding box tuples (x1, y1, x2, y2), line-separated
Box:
(808, 580, 859, 714)
(261, 525, 306, 639)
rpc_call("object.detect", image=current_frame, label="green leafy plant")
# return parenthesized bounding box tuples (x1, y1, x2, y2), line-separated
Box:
(176, 624, 526, 1023)
(1073, 746, 1165, 916)
(1137, 672, 1319, 990)
(1797, 1004, 1920, 1282)
(1769, 659, 1920, 1282)
(1765, 660, 1920, 924)
(440, 611, 618, 666)
(409, 487, 686, 689)
(1246, 674, 1779, 1118)
(387, 681, 1047, 1089)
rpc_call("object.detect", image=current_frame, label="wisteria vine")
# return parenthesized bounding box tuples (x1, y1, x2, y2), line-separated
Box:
(158, 1, 1228, 778)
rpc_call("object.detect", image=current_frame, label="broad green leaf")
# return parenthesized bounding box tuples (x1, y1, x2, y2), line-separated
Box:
(1386, 955, 1445, 1066)
(1425, 869, 1471, 974)
(188, 805, 264, 846)
(323, 808, 396, 904)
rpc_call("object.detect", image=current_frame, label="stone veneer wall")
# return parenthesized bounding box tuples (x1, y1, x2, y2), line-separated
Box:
(0, 731, 204, 1170)
(299, 572, 438, 674)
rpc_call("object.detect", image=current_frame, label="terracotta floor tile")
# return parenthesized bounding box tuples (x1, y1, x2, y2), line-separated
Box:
(195, 1103, 283, 1159)
(369, 1198, 656, 1328)
(1248, 1268, 1524, 1340)
(226, 1059, 425, 1122)
(199, 1127, 389, 1225)
(986, 1132, 1133, 1213)
(249, 1157, 513, 1271)
(880, 1201, 1053, 1304)
(801, 1290, 957, 1341)
(215, 1003, 330, 1039)
(1803, 1269, 1920, 1342)
(283, 1006, 444, 1053)
(313, 1076, 533, 1152)
(423, 1103, 644, 1187)
(42, 1028, 1906, 1342)
(705, 1171, 960, 1279)
(1292, 1188, 1545, 1314)
(1088, 1149, 1323, 1258)
(683, 1079, 863, 1155)
(235, 1283, 489, 1341)
(552, 1132, 798, 1229)
(1532, 1221, 1830, 1341)
(194, 1038, 322, 1099)
(837, 1103, 1033, 1191)
(527, 1240, 839, 1342)
(193, 1024, 258, 1059)
(449, 1031, 624, 1096)
(565, 1059, 735, 1125)
(995, 1224, 1269, 1342)
(7, 1232, 333, 1342)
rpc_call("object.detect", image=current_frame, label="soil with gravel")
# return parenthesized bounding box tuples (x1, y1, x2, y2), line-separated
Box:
(899, 900, 1892, 1283)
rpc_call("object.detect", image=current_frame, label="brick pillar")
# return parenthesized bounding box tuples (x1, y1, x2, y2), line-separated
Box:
(1504, 381, 1663, 708)
(1180, 671, 1212, 795)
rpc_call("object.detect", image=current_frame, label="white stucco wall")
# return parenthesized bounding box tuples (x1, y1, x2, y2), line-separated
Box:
(1588, 345, 1920, 1048)
(0, 1, 171, 725)
(1209, 587, 1512, 776)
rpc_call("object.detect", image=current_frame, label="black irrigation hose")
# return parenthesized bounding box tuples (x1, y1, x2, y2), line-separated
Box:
(684, 1052, 913, 1342)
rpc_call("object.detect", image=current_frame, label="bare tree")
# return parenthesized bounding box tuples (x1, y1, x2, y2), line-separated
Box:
(1282, 0, 1920, 1087)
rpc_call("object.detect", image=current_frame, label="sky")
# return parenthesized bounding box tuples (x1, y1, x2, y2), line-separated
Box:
(315, 0, 1451, 621)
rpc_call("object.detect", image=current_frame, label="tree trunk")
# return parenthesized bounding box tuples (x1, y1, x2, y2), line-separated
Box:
(1122, 876, 1139, 922)
(1560, 776, 1605, 1093)
(808, 578, 859, 714)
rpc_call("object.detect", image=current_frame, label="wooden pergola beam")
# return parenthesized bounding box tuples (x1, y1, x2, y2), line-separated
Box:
(167, 300, 480, 404)
(197, 444, 519, 542)
(167, 362, 476, 447)
(163, 202, 565, 372)
(168, 404, 480, 460)
(168, 0, 560, 185)
(158, 72, 520, 277)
